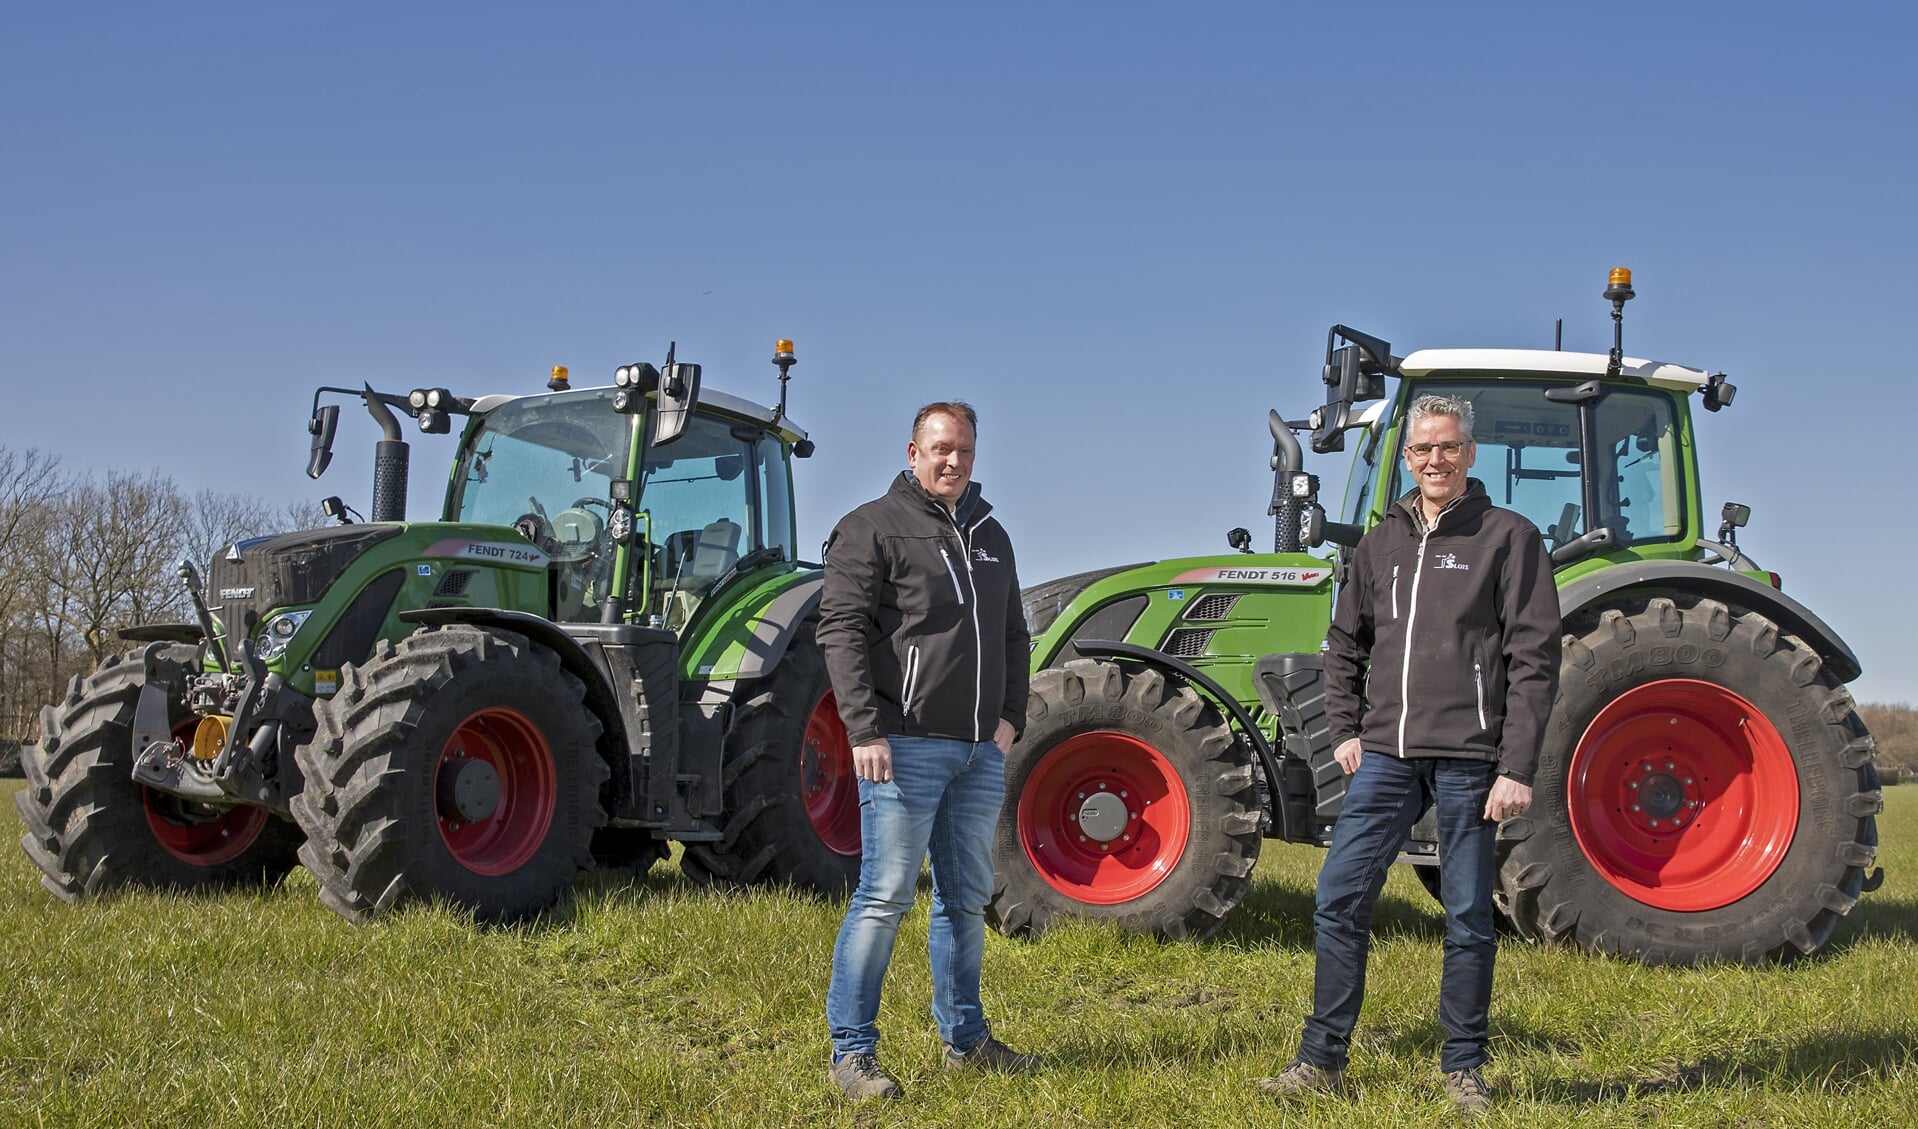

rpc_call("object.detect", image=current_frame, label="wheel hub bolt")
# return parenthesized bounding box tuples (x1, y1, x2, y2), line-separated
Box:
(438, 755, 500, 823)
(1076, 790, 1130, 842)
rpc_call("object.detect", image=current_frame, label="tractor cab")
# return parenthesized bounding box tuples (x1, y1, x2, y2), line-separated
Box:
(1333, 351, 1707, 564)
(445, 385, 803, 630)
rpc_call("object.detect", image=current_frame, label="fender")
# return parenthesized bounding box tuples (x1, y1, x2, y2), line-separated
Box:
(1557, 561, 1860, 683)
(678, 568, 824, 682)
(119, 624, 203, 644)
(1069, 639, 1290, 839)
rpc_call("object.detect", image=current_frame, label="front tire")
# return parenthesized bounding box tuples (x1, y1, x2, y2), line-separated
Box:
(16, 644, 301, 902)
(988, 658, 1260, 941)
(293, 626, 609, 923)
(1497, 596, 1881, 964)
(682, 629, 861, 894)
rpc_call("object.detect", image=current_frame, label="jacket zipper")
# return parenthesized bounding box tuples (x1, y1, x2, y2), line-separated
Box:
(941, 515, 987, 743)
(1391, 564, 1400, 619)
(939, 547, 967, 604)
(902, 644, 920, 717)
(1397, 530, 1430, 757)
(1474, 661, 1487, 731)
(1396, 497, 1464, 757)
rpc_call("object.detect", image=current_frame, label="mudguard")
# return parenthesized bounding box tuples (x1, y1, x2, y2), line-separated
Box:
(1556, 561, 1860, 683)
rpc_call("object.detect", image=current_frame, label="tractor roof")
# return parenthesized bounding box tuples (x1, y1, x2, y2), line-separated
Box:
(471, 386, 809, 445)
(1398, 348, 1711, 394)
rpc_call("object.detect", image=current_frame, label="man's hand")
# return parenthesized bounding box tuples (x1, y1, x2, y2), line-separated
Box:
(1485, 775, 1533, 822)
(1333, 737, 1362, 775)
(853, 739, 893, 783)
(992, 718, 1016, 754)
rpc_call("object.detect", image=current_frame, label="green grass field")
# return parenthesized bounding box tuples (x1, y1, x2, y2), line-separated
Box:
(3, 779, 1914, 1128)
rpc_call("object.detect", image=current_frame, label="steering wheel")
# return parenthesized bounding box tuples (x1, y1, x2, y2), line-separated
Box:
(512, 511, 557, 554)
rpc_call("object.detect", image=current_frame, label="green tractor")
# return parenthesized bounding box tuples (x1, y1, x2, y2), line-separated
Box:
(990, 272, 1883, 964)
(18, 341, 863, 922)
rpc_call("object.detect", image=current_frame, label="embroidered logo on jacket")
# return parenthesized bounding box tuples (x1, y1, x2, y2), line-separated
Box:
(1433, 552, 1470, 570)
(973, 547, 1000, 563)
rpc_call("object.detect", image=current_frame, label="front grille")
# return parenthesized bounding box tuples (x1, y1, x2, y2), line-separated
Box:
(206, 525, 404, 643)
(1163, 628, 1214, 658)
(1184, 593, 1241, 621)
(434, 569, 475, 596)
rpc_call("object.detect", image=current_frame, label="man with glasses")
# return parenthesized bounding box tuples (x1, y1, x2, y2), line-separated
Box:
(1258, 393, 1560, 1115)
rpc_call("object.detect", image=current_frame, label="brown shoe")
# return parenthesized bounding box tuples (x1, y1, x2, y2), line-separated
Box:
(943, 1033, 1040, 1073)
(1444, 1066, 1492, 1115)
(829, 1052, 903, 1101)
(1255, 1058, 1345, 1096)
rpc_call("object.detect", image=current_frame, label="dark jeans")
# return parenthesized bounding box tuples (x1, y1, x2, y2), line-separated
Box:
(1299, 753, 1499, 1074)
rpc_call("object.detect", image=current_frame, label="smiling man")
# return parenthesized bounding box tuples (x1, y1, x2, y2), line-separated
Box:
(816, 401, 1037, 1101)
(1257, 393, 1561, 1115)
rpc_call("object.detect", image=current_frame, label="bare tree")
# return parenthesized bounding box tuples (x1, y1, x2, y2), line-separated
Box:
(0, 446, 63, 628)
(183, 488, 294, 573)
(45, 468, 190, 665)
(0, 446, 66, 756)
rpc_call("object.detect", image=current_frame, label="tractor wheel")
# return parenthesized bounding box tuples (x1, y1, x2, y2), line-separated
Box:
(292, 626, 609, 923)
(1497, 596, 1881, 965)
(16, 644, 302, 902)
(681, 628, 861, 893)
(988, 658, 1260, 942)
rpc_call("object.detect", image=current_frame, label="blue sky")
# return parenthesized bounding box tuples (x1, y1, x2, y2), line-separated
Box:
(5, 2, 1914, 703)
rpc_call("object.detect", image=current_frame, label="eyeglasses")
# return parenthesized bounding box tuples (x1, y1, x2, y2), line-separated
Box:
(1404, 440, 1469, 460)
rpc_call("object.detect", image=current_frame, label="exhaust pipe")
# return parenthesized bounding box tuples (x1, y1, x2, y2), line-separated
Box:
(362, 384, 409, 523)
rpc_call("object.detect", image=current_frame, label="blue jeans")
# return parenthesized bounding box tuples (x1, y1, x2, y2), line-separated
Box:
(826, 736, 1006, 1056)
(1300, 753, 1499, 1074)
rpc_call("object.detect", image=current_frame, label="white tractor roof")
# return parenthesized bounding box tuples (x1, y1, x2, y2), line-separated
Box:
(1398, 348, 1711, 394)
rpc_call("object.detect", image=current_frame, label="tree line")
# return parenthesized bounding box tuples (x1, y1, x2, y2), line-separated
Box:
(0, 444, 324, 767)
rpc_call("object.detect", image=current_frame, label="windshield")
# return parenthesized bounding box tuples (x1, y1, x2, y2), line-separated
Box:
(450, 389, 633, 536)
(1384, 380, 1685, 551)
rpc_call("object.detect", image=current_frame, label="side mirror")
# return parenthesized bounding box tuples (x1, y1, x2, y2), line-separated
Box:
(1311, 326, 1394, 455)
(307, 404, 339, 479)
(1703, 372, 1737, 412)
(653, 362, 702, 447)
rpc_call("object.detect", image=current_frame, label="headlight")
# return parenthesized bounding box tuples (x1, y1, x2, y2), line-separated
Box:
(255, 610, 313, 661)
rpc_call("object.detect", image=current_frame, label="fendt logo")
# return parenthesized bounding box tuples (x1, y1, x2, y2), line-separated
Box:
(219, 587, 256, 599)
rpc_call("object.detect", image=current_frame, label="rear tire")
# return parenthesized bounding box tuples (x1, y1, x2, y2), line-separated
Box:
(16, 645, 301, 902)
(988, 658, 1260, 941)
(681, 629, 861, 894)
(1497, 596, 1881, 964)
(293, 626, 608, 923)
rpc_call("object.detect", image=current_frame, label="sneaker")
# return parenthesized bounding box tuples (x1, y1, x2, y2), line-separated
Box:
(1444, 1066, 1492, 1115)
(829, 1052, 903, 1101)
(1254, 1057, 1345, 1096)
(943, 1033, 1040, 1073)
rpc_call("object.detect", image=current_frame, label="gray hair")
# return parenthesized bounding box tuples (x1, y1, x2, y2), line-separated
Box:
(1405, 393, 1475, 440)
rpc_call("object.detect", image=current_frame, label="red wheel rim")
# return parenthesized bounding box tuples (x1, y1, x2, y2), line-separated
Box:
(801, 690, 860, 856)
(1568, 678, 1798, 911)
(1017, 731, 1191, 905)
(144, 717, 269, 866)
(436, 707, 557, 876)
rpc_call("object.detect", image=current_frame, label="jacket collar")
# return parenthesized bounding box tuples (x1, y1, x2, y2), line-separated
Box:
(1390, 477, 1490, 532)
(892, 470, 990, 527)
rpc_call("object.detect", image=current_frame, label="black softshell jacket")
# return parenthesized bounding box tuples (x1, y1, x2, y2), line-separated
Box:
(817, 472, 1029, 747)
(1323, 480, 1561, 784)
